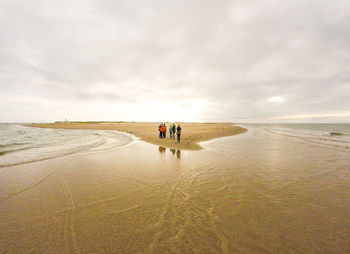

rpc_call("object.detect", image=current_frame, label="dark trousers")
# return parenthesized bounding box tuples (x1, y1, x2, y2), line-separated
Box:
(177, 134, 181, 143)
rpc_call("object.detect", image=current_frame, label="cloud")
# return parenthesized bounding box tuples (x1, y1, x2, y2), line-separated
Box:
(267, 96, 285, 103)
(0, 0, 350, 122)
(270, 111, 350, 120)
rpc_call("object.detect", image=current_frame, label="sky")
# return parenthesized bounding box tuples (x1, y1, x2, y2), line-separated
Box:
(1, 0, 350, 123)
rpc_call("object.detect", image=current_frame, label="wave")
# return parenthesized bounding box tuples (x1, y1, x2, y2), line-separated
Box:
(0, 147, 32, 156)
(0, 139, 107, 168)
(262, 127, 350, 152)
(0, 142, 28, 148)
(329, 132, 345, 136)
(0, 127, 134, 168)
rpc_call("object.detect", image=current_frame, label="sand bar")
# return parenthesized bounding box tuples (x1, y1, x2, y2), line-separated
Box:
(26, 122, 247, 150)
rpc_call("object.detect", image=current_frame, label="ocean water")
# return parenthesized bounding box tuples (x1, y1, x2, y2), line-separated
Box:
(243, 123, 350, 150)
(0, 124, 134, 167)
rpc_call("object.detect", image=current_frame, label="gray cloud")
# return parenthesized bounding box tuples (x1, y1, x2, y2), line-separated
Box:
(1, 0, 350, 122)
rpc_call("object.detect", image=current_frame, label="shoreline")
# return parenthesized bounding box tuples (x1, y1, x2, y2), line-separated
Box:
(25, 122, 247, 150)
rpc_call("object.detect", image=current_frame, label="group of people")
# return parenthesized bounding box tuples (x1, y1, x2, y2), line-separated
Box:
(158, 123, 182, 143)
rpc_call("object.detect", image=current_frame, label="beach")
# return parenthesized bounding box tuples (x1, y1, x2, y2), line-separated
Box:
(1, 0, 349, 252)
(0, 124, 350, 253)
(26, 122, 247, 150)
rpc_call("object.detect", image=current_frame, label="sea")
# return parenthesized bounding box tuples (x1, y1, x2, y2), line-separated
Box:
(245, 123, 350, 151)
(244, 123, 350, 149)
(0, 124, 134, 167)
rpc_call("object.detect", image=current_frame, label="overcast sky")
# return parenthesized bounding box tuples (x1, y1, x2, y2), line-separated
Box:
(1, 0, 350, 123)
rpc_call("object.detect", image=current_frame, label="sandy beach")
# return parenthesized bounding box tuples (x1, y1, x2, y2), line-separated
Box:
(26, 122, 247, 150)
(1, 124, 350, 253)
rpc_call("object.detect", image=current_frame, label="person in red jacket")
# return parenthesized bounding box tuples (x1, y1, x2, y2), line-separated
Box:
(162, 124, 167, 138)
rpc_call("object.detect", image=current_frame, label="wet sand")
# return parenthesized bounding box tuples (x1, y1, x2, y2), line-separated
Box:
(1, 127, 350, 253)
(26, 122, 247, 150)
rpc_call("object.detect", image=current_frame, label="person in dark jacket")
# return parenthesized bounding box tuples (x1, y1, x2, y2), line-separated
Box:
(162, 124, 167, 138)
(169, 124, 173, 138)
(159, 124, 162, 138)
(172, 124, 176, 139)
(176, 124, 182, 143)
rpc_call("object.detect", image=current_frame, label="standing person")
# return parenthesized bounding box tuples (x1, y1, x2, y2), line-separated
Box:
(163, 124, 167, 138)
(169, 124, 173, 138)
(172, 124, 176, 139)
(160, 124, 164, 138)
(159, 123, 162, 138)
(160, 123, 164, 138)
(176, 124, 182, 143)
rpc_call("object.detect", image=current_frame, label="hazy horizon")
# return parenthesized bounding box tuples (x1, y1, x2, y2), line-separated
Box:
(1, 0, 350, 123)
(2, 121, 350, 125)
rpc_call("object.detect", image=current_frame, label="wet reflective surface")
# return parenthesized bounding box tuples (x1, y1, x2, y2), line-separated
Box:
(161, 147, 181, 159)
(0, 127, 349, 253)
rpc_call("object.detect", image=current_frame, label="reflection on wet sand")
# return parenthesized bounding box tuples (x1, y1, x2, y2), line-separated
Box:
(176, 149, 181, 159)
(169, 148, 181, 159)
(158, 146, 166, 153)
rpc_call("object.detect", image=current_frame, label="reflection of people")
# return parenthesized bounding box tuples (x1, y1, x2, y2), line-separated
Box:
(158, 146, 166, 153)
(176, 124, 182, 143)
(176, 149, 181, 159)
(170, 148, 176, 155)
